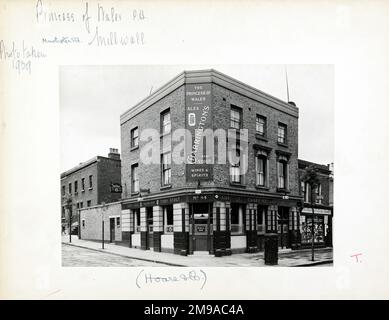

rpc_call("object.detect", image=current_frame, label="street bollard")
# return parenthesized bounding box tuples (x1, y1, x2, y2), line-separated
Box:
(264, 233, 278, 265)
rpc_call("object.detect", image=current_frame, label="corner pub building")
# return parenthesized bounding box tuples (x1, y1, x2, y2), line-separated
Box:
(117, 69, 304, 256)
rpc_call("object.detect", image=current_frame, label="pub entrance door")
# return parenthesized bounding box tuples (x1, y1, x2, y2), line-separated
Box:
(277, 207, 290, 249)
(190, 203, 213, 252)
(146, 207, 153, 249)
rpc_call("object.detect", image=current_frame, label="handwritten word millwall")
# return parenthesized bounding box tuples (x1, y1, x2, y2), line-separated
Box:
(136, 269, 207, 290)
(0, 40, 46, 75)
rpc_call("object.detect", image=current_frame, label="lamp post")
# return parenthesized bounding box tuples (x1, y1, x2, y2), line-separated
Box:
(101, 202, 107, 249)
(63, 193, 73, 244)
(69, 205, 72, 243)
(301, 165, 320, 262)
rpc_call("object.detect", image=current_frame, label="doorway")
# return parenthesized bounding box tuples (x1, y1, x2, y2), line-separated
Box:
(146, 207, 153, 249)
(277, 207, 290, 249)
(190, 203, 213, 252)
(109, 218, 115, 243)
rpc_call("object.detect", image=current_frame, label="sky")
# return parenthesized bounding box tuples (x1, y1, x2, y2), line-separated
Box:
(60, 65, 334, 172)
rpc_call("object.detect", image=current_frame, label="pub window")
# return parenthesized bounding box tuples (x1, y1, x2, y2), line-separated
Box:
(163, 205, 174, 233)
(131, 163, 139, 193)
(255, 151, 268, 187)
(74, 180, 78, 194)
(230, 106, 242, 129)
(230, 147, 241, 183)
(230, 203, 244, 234)
(116, 217, 121, 227)
(161, 152, 171, 186)
(81, 178, 85, 191)
(87, 200, 91, 207)
(266, 209, 276, 232)
(89, 175, 93, 189)
(257, 205, 266, 233)
(277, 156, 289, 189)
(130, 127, 139, 148)
(277, 123, 287, 144)
(134, 208, 141, 233)
(68, 183, 72, 194)
(161, 109, 171, 134)
(79, 202, 83, 209)
(256, 115, 266, 136)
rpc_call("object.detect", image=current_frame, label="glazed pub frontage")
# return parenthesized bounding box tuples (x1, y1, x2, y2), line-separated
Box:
(121, 190, 302, 256)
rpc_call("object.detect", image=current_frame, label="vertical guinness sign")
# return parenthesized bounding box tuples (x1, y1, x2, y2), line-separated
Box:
(185, 83, 213, 181)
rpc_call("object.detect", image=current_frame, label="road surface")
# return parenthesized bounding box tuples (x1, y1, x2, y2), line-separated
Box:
(62, 244, 166, 267)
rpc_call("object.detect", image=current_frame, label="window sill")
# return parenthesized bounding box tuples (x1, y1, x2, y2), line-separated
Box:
(130, 145, 139, 151)
(277, 188, 290, 193)
(255, 185, 269, 191)
(277, 142, 288, 148)
(88, 187, 93, 191)
(255, 133, 268, 142)
(229, 182, 246, 188)
(160, 184, 172, 190)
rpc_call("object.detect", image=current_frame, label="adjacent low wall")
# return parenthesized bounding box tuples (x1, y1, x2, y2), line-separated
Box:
(80, 202, 122, 242)
(161, 234, 174, 253)
(131, 233, 141, 248)
(231, 235, 246, 253)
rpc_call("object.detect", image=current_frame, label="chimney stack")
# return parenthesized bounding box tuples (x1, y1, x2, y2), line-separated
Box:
(108, 148, 120, 160)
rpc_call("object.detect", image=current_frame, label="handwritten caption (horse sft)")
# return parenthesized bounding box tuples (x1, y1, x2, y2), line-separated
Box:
(136, 269, 207, 290)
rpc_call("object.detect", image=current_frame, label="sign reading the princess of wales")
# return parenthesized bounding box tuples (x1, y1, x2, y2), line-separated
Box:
(185, 83, 213, 181)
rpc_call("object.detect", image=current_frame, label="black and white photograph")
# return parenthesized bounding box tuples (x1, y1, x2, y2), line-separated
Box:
(60, 65, 334, 267)
(1, 0, 389, 302)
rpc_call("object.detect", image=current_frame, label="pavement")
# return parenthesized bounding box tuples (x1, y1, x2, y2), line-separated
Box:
(62, 236, 333, 267)
(62, 244, 163, 267)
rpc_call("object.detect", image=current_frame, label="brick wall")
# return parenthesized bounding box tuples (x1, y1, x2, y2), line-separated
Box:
(80, 202, 122, 241)
(121, 82, 299, 197)
(298, 167, 332, 207)
(121, 85, 186, 197)
(97, 157, 122, 204)
(60, 162, 99, 211)
(211, 83, 299, 196)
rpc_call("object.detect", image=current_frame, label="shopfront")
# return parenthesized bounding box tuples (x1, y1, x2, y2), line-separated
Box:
(121, 191, 302, 255)
(300, 207, 332, 248)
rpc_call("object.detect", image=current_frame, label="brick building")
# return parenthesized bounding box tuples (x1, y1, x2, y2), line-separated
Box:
(60, 148, 121, 234)
(118, 69, 303, 255)
(298, 159, 333, 248)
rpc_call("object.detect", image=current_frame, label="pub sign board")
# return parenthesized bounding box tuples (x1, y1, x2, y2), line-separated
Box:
(185, 83, 213, 181)
(110, 183, 122, 193)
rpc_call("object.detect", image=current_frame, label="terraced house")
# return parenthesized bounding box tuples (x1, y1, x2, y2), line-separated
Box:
(118, 69, 303, 255)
